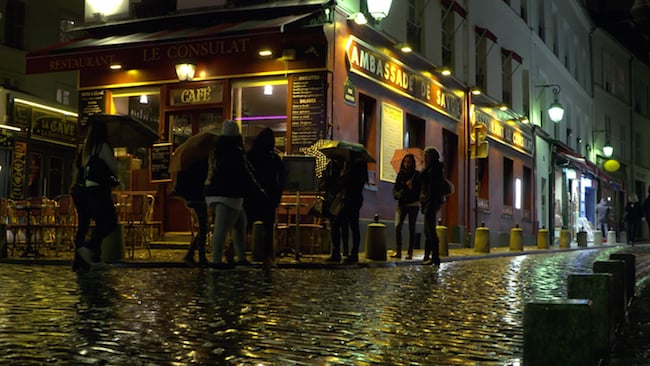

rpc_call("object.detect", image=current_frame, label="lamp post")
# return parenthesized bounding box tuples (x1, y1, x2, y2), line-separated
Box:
(536, 84, 564, 123)
(366, 0, 393, 21)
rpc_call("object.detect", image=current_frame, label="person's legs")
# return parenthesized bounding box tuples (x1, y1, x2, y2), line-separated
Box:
(348, 207, 361, 260)
(422, 209, 435, 262)
(262, 208, 276, 260)
(393, 206, 407, 257)
(406, 206, 419, 258)
(231, 209, 248, 262)
(340, 208, 350, 257)
(85, 185, 117, 262)
(329, 215, 342, 260)
(211, 203, 237, 264)
(72, 186, 90, 249)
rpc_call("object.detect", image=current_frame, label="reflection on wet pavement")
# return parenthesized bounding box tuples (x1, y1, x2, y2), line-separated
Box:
(0, 246, 639, 365)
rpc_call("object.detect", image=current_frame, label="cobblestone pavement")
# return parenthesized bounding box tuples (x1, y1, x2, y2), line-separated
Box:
(1, 243, 648, 365)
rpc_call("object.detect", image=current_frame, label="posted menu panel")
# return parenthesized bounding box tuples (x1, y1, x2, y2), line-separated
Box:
(289, 73, 327, 154)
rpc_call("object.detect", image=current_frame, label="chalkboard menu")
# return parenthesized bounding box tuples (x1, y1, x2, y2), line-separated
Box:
(289, 73, 326, 154)
(79, 90, 106, 127)
(150, 142, 172, 182)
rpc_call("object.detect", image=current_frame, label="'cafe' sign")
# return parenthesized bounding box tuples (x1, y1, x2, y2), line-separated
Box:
(345, 36, 462, 120)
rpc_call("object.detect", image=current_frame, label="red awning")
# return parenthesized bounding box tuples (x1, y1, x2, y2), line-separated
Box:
(501, 47, 523, 63)
(475, 25, 497, 43)
(554, 143, 597, 177)
(26, 13, 316, 74)
(441, 0, 468, 18)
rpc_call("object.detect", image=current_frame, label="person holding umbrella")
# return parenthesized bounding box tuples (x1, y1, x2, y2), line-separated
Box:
(245, 128, 284, 268)
(205, 120, 265, 268)
(75, 120, 118, 270)
(392, 153, 421, 260)
(419, 147, 445, 266)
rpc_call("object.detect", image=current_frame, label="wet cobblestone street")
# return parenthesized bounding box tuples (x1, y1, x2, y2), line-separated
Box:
(0, 245, 647, 365)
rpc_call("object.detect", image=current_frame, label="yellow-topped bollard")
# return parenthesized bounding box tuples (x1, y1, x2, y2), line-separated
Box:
(437, 218, 448, 257)
(559, 228, 570, 248)
(537, 226, 549, 249)
(509, 224, 523, 251)
(576, 228, 587, 247)
(474, 222, 490, 253)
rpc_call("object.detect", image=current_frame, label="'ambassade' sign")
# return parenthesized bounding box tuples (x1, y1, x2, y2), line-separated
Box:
(345, 36, 462, 121)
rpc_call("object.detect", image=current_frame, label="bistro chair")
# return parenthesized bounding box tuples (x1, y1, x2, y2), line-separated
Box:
(53, 194, 77, 254)
(122, 193, 152, 259)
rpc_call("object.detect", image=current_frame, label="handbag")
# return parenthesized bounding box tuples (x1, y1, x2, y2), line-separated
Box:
(328, 191, 345, 217)
(308, 196, 325, 217)
(84, 145, 120, 187)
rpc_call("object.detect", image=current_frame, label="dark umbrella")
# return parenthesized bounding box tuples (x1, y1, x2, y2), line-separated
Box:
(88, 114, 159, 149)
(169, 130, 219, 173)
(318, 140, 375, 163)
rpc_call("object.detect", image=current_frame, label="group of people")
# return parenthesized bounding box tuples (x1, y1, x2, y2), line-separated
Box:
(71, 118, 449, 271)
(391, 147, 448, 266)
(596, 187, 650, 246)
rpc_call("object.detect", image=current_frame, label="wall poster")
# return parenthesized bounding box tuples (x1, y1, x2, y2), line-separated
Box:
(379, 102, 404, 183)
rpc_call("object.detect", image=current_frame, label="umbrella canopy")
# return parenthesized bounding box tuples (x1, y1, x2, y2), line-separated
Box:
(169, 130, 220, 173)
(318, 140, 375, 163)
(391, 147, 425, 173)
(303, 139, 336, 179)
(88, 114, 159, 149)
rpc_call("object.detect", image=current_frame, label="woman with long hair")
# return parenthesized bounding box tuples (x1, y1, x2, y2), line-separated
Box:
(392, 153, 421, 260)
(74, 121, 118, 271)
(419, 147, 445, 266)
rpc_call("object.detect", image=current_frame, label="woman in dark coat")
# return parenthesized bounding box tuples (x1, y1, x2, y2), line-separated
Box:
(334, 151, 368, 264)
(392, 153, 421, 260)
(419, 147, 445, 266)
(246, 128, 284, 267)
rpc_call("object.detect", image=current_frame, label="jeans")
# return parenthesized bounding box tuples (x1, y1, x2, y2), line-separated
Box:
(187, 200, 208, 259)
(83, 185, 117, 261)
(331, 205, 361, 257)
(423, 209, 440, 263)
(394, 205, 419, 253)
(211, 202, 247, 263)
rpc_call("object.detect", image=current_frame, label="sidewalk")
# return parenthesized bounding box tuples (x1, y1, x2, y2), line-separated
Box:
(0, 240, 627, 268)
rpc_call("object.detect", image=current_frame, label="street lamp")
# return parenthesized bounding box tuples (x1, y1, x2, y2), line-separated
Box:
(536, 84, 564, 123)
(592, 129, 614, 158)
(367, 0, 393, 21)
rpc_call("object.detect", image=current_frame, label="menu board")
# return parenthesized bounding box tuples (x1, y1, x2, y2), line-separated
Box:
(289, 73, 327, 154)
(79, 90, 106, 127)
(150, 142, 172, 182)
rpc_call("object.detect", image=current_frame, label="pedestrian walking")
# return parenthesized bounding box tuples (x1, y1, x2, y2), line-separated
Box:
(71, 148, 91, 273)
(419, 147, 446, 266)
(625, 194, 643, 245)
(205, 120, 265, 269)
(391, 153, 421, 259)
(173, 157, 209, 267)
(596, 197, 610, 238)
(75, 120, 119, 271)
(321, 155, 346, 262)
(643, 187, 650, 238)
(245, 128, 285, 268)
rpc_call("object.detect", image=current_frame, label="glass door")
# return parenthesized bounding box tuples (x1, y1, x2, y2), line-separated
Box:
(168, 108, 224, 149)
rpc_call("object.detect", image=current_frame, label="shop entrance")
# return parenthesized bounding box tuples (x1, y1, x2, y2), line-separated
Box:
(165, 108, 223, 232)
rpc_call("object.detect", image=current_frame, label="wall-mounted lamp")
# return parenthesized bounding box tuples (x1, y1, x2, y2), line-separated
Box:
(175, 63, 196, 81)
(139, 94, 149, 104)
(109, 64, 122, 70)
(395, 43, 412, 53)
(367, 0, 393, 21)
(352, 12, 367, 24)
(469, 86, 481, 95)
(592, 129, 613, 158)
(439, 66, 452, 76)
(536, 84, 564, 123)
(520, 116, 529, 124)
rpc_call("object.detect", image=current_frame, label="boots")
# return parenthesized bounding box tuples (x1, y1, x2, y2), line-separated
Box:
(391, 244, 402, 258)
(406, 248, 413, 260)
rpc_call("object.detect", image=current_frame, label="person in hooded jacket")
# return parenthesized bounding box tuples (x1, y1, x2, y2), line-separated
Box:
(391, 153, 421, 260)
(419, 147, 445, 266)
(245, 128, 284, 268)
(205, 120, 265, 269)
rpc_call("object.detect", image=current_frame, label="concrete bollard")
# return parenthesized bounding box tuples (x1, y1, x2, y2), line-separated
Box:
(474, 224, 490, 253)
(365, 216, 387, 261)
(609, 253, 636, 304)
(437, 221, 448, 257)
(607, 230, 616, 245)
(509, 225, 523, 251)
(567, 273, 615, 357)
(537, 227, 549, 249)
(619, 231, 627, 244)
(592, 231, 603, 245)
(593, 260, 627, 326)
(251, 221, 265, 261)
(523, 299, 594, 366)
(559, 228, 570, 248)
(101, 223, 125, 263)
(577, 230, 587, 247)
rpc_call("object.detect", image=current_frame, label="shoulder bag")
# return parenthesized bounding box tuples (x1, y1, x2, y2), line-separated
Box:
(84, 145, 120, 187)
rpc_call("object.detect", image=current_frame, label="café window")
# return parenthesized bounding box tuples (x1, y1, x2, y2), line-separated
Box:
(405, 113, 424, 148)
(359, 93, 377, 186)
(503, 157, 513, 207)
(28, 153, 42, 197)
(231, 78, 288, 151)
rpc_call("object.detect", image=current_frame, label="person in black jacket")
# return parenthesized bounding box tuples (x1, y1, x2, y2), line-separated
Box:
(338, 151, 368, 264)
(205, 120, 265, 269)
(419, 147, 445, 266)
(625, 193, 643, 245)
(245, 128, 284, 268)
(392, 153, 421, 260)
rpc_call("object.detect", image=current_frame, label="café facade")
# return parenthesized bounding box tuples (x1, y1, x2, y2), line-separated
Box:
(26, 3, 536, 245)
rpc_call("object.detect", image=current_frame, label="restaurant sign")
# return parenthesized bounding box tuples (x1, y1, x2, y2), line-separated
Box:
(14, 102, 77, 146)
(9, 141, 26, 200)
(475, 110, 533, 156)
(345, 36, 462, 121)
(169, 82, 224, 106)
